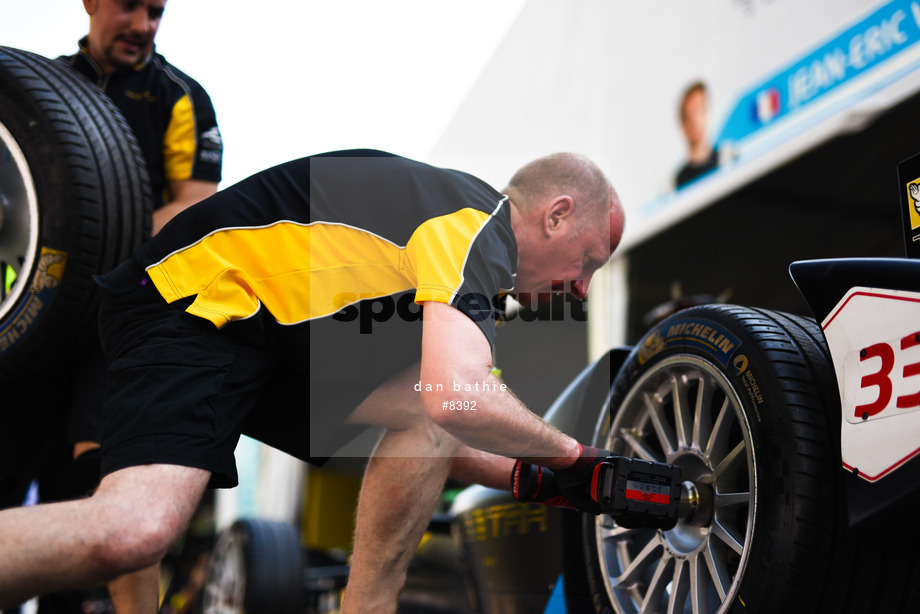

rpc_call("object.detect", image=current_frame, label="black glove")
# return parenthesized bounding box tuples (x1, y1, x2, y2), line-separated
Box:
(510, 461, 574, 509)
(553, 445, 612, 515)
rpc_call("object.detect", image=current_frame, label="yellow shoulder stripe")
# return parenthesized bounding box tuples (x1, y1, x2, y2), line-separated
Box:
(147, 207, 494, 328)
(409, 207, 491, 304)
(163, 94, 195, 181)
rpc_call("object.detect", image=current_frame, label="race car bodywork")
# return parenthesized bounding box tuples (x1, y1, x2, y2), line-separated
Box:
(790, 257, 920, 528)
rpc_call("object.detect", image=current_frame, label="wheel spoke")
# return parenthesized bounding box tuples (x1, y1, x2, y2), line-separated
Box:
(666, 558, 691, 614)
(644, 390, 677, 456)
(639, 553, 673, 613)
(704, 396, 732, 463)
(712, 517, 745, 555)
(671, 375, 692, 450)
(703, 541, 731, 601)
(598, 519, 634, 542)
(689, 551, 712, 613)
(712, 440, 745, 480)
(618, 427, 662, 463)
(715, 491, 749, 509)
(691, 375, 714, 451)
(614, 537, 662, 588)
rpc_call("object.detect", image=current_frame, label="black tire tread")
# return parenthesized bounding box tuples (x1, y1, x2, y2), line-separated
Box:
(235, 518, 303, 614)
(584, 304, 920, 613)
(0, 46, 150, 377)
(580, 304, 842, 613)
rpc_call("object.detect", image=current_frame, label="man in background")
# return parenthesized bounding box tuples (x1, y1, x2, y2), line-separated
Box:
(63, 0, 222, 233)
(675, 80, 719, 188)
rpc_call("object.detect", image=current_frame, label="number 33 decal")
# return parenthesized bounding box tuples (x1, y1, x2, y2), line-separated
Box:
(858, 332, 920, 418)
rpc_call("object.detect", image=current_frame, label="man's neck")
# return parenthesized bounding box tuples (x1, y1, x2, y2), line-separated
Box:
(507, 198, 522, 235)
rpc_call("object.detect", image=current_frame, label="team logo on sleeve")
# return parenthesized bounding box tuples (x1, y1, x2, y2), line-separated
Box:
(202, 126, 222, 146)
(200, 126, 223, 164)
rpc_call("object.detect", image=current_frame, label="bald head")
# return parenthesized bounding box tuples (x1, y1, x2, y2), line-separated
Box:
(504, 153, 625, 299)
(504, 152, 616, 236)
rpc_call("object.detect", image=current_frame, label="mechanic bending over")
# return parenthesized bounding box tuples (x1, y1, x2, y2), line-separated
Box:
(0, 149, 622, 614)
(0, 0, 221, 612)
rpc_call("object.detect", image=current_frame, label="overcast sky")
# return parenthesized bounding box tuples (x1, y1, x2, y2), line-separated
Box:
(2, 1, 527, 186)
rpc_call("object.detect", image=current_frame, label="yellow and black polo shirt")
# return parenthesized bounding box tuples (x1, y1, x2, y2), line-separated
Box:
(134, 150, 517, 353)
(60, 39, 223, 207)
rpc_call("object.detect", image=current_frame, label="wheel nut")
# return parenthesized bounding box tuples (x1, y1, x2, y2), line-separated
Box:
(677, 480, 699, 523)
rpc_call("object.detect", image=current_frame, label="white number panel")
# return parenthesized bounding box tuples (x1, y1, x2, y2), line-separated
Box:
(822, 287, 920, 482)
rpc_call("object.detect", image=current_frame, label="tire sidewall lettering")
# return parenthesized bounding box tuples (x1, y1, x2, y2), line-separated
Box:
(578, 305, 838, 613)
(636, 314, 768, 424)
(0, 247, 66, 359)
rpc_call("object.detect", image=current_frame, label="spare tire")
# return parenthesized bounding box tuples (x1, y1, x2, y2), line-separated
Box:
(0, 46, 151, 378)
(203, 518, 304, 614)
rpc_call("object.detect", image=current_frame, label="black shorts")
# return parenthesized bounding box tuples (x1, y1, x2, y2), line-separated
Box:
(96, 260, 372, 488)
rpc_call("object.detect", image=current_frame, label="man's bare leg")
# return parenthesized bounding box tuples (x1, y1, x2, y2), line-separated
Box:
(342, 424, 459, 614)
(72, 441, 163, 614)
(338, 364, 519, 613)
(337, 364, 453, 613)
(0, 464, 209, 609)
(341, 443, 516, 614)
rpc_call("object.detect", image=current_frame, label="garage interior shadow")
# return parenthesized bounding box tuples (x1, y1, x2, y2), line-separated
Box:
(626, 89, 919, 343)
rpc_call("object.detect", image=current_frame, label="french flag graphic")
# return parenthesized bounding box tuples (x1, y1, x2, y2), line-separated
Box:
(756, 87, 781, 123)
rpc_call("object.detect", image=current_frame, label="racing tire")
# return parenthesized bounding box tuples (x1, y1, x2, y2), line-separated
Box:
(572, 304, 920, 614)
(0, 46, 151, 378)
(574, 305, 841, 613)
(202, 518, 304, 614)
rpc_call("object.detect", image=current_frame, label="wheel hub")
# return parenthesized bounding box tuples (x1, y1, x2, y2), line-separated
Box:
(677, 480, 700, 523)
(0, 120, 39, 314)
(664, 453, 716, 555)
(673, 453, 715, 527)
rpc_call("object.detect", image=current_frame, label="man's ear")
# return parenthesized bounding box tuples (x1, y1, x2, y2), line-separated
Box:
(83, 0, 97, 16)
(545, 196, 575, 236)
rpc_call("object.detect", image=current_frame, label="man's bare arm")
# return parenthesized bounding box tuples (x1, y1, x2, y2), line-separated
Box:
(419, 301, 581, 469)
(152, 179, 218, 235)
